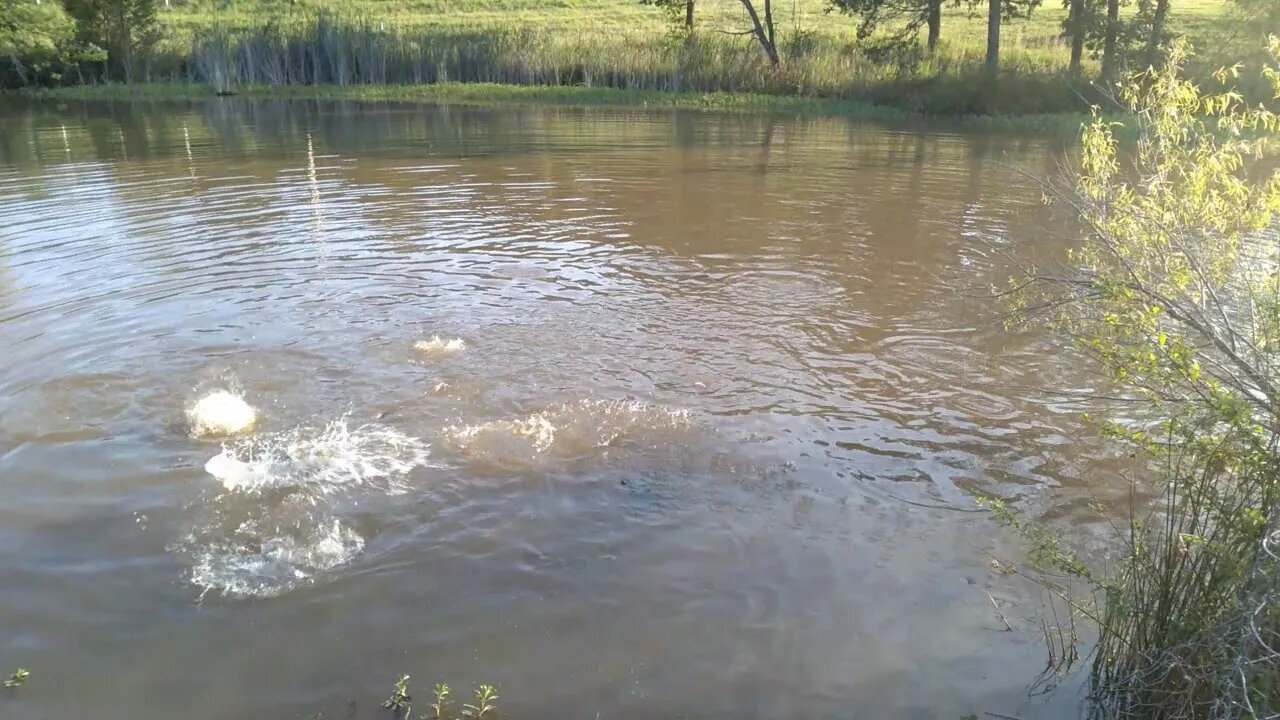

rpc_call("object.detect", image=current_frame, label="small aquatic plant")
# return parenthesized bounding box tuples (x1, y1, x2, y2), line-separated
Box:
(431, 682, 452, 718)
(463, 684, 499, 718)
(382, 674, 412, 716)
(381, 676, 497, 719)
(3, 667, 30, 688)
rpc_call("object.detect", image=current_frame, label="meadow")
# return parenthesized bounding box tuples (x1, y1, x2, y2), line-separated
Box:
(21, 0, 1271, 116)
(161, 0, 1232, 41)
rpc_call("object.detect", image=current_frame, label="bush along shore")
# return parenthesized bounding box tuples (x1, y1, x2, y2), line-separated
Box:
(990, 40, 1280, 720)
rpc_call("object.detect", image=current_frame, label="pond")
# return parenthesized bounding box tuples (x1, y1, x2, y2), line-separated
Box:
(0, 99, 1112, 719)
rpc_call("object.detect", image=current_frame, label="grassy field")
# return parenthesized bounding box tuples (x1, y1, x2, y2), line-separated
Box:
(21, 0, 1267, 116)
(160, 0, 1235, 42)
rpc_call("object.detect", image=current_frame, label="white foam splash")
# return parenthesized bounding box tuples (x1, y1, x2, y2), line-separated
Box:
(449, 415, 558, 454)
(188, 517, 365, 599)
(444, 399, 694, 470)
(187, 390, 257, 438)
(413, 335, 466, 356)
(204, 417, 429, 494)
(186, 417, 430, 598)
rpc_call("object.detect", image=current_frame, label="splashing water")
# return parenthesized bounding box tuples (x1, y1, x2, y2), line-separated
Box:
(413, 335, 466, 357)
(444, 399, 695, 471)
(187, 515, 366, 599)
(184, 417, 430, 598)
(204, 417, 430, 494)
(187, 390, 257, 438)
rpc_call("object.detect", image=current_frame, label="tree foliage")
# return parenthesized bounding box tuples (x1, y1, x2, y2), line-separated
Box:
(1004, 40, 1280, 719)
(0, 0, 98, 87)
(829, 0, 1039, 67)
(828, 0, 944, 51)
(62, 0, 162, 81)
(1063, 0, 1172, 78)
(640, 0, 777, 65)
(1232, 0, 1280, 42)
(1, 0, 160, 85)
(640, 0, 694, 28)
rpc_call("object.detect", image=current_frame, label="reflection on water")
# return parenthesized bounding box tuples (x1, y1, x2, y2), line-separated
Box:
(0, 98, 1106, 719)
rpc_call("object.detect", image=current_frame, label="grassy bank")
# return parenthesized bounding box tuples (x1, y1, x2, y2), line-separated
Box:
(5, 0, 1267, 117)
(27, 80, 1096, 133)
(145, 15, 1109, 115)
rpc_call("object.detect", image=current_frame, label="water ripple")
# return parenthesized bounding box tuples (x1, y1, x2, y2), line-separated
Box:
(0, 100, 1095, 720)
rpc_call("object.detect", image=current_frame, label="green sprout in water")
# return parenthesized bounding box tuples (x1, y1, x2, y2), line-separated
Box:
(4, 668, 30, 688)
(463, 684, 498, 718)
(382, 675, 412, 716)
(379, 675, 494, 719)
(431, 682, 452, 719)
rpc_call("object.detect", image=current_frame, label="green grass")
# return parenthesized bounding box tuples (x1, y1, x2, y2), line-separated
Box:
(152, 0, 1250, 75)
(14, 0, 1264, 117)
(161, 0, 1233, 41)
(118, 11, 1114, 114)
(153, 0, 1249, 86)
(149, 0, 1250, 76)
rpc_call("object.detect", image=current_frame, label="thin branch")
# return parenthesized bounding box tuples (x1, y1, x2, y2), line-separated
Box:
(987, 590, 1015, 632)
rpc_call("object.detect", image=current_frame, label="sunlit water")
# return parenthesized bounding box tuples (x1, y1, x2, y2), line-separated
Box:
(0, 100, 1118, 719)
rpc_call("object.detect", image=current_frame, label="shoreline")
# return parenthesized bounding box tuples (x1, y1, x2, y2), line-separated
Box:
(21, 82, 1093, 135)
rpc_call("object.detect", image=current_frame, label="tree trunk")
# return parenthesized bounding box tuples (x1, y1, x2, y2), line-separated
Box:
(1144, 0, 1169, 67)
(1068, 0, 1085, 74)
(116, 9, 133, 83)
(685, 0, 694, 28)
(764, 0, 776, 55)
(1101, 0, 1119, 80)
(8, 51, 28, 84)
(739, 0, 780, 67)
(986, 0, 1000, 77)
(927, 0, 941, 52)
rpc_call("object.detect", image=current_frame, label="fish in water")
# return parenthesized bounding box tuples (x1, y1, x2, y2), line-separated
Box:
(188, 390, 257, 438)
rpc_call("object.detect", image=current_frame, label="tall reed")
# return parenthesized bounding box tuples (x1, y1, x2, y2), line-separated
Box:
(174, 13, 1092, 114)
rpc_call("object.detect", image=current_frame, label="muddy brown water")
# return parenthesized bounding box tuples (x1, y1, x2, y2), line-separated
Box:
(0, 100, 1116, 719)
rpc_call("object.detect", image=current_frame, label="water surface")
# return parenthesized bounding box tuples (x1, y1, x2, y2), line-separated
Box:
(0, 99, 1108, 719)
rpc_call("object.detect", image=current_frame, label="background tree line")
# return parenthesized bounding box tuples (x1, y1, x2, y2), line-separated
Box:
(716, 0, 1269, 77)
(1, 0, 162, 86)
